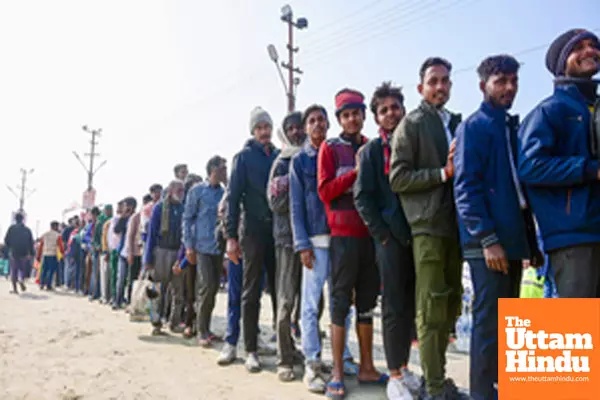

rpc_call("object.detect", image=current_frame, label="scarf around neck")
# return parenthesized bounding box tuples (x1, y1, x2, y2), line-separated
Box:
(379, 127, 392, 175)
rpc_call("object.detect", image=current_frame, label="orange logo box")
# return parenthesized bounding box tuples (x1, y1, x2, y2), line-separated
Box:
(498, 299, 600, 400)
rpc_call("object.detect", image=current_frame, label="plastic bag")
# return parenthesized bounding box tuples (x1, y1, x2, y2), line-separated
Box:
(520, 267, 545, 298)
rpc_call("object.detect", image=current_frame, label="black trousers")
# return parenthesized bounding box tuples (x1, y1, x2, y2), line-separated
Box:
(549, 243, 600, 298)
(330, 236, 379, 327)
(241, 235, 277, 352)
(375, 236, 416, 371)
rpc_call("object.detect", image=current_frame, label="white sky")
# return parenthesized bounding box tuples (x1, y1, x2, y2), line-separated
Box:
(1, 0, 597, 237)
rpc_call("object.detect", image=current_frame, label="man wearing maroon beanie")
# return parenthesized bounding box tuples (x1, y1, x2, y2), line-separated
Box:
(518, 29, 600, 298)
(317, 88, 387, 398)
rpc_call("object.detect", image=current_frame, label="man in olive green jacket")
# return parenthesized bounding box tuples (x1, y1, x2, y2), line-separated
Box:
(389, 57, 467, 400)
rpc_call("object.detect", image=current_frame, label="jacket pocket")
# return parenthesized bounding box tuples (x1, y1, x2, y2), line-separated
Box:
(425, 289, 451, 327)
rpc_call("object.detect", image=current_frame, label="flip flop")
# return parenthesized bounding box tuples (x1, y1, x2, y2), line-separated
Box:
(325, 381, 345, 399)
(358, 373, 389, 386)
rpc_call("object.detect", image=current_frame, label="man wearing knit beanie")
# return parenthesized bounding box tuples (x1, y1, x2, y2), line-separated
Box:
(226, 106, 280, 373)
(518, 29, 600, 298)
(318, 88, 387, 398)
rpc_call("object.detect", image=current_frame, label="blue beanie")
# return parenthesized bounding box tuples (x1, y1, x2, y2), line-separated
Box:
(546, 29, 599, 77)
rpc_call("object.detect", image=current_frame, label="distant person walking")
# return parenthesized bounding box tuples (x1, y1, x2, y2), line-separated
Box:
(3, 213, 35, 294)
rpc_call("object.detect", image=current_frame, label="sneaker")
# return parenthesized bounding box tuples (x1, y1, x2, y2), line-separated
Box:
(442, 378, 470, 400)
(277, 365, 295, 382)
(217, 343, 237, 366)
(19, 281, 26, 292)
(343, 358, 359, 376)
(386, 377, 414, 400)
(304, 362, 327, 394)
(245, 353, 261, 373)
(257, 336, 277, 356)
(400, 367, 422, 396)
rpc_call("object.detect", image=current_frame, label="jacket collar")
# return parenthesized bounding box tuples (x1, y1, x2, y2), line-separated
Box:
(245, 138, 276, 155)
(302, 140, 319, 157)
(480, 101, 520, 128)
(554, 83, 589, 104)
(338, 133, 368, 146)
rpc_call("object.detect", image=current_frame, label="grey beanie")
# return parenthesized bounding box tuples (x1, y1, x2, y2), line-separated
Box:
(249, 107, 273, 135)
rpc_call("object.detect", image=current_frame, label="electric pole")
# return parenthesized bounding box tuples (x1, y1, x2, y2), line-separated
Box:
(6, 168, 35, 213)
(73, 125, 107, 192)
(267, 5, 308, 113)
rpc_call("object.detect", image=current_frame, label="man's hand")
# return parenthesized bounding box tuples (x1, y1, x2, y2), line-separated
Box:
(127, 255, 134, 266)
(483, 243, 508, 275)
(443, 139, 457, 179)
(226, 238, 241, 265)
(354, 146, 365, 172)
(172, 261, 182, 276)
(300, 249, 315, 270)
(185, 248, 197, 265)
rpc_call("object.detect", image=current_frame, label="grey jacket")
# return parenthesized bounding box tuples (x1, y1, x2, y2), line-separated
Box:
(389, 100, 462, 238)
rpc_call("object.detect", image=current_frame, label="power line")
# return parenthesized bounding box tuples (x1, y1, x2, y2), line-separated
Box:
(302, 0, 477, 67)
(73, 125, 106, 193)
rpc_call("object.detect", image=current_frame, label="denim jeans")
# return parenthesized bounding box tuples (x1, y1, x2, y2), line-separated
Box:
(114, 256, 129, 307)
(469, 258, 521, 400)
(301, 247, 353, 362)
(225, 259, 265, 346)
(100, 254, 111, 303)
(41, 256, 59, 289)
(88, 252, 101, 299)
(65, 257, 82, 292)
(57, 259, 64, 287)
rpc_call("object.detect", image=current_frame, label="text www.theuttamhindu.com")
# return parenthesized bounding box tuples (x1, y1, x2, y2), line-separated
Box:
(508, 376, 590, 383)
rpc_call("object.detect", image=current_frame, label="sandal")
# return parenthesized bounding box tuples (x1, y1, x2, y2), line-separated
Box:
(183, 327, 196, 339)
(198, 335, 212, 348)
(277, 365, 295, 382)
(207, 332, 223, 343)
(325, 381, 345, 399)
(358, 373, 389, 386)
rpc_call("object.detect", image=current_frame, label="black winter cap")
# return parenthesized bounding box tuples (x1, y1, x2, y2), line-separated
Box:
(546, 29, 599, 76)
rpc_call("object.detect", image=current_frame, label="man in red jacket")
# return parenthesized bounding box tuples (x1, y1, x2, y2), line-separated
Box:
(317, 89, 387, 398)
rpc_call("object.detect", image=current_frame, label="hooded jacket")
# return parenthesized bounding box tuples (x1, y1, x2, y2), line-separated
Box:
(267, 129, 305, 248)
(226, 138, 280, 240)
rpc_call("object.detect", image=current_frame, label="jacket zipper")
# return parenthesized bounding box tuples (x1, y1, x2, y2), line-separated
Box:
(566, 189, 572, 215)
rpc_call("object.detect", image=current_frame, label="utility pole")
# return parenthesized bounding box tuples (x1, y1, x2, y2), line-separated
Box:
(6, 168, 35, 213)
(267, 5, 308, 113)
(73, 125, 107, 192)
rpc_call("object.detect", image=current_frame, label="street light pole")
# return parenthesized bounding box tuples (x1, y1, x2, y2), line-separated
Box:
(6, 168, 35, 213)
(268, 5, 308, 113)
(74, 125, 106, 192)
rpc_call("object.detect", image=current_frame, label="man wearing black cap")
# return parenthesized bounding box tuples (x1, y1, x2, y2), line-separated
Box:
(518, 29, 600, 298)
(267, 111, 306, 381)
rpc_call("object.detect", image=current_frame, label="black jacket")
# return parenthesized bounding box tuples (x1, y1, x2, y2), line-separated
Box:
(4, 223, 35, 258)
(354, 137, 412, 246)
(226, 139, 280, 239)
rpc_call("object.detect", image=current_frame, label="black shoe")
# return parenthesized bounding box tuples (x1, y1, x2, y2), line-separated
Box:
(19, 281, 26, 292)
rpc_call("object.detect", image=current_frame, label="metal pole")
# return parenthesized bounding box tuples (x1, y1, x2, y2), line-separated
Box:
(287, 20, 295, 112)
(19, 168, 26, 212)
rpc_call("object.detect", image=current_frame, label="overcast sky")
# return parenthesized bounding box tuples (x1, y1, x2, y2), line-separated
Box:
(1, 0, 598, 237)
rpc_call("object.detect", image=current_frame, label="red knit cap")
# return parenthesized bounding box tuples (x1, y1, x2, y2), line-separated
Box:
(335, 89, 365, 116)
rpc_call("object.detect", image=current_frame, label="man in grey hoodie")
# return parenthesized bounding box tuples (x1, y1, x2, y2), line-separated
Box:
(267, 112, 306, 382)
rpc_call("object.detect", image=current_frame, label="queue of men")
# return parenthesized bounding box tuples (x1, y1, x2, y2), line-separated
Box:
(3, 28, 600, 400)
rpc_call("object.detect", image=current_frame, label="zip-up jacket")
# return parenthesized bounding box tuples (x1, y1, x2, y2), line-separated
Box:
(143, 200, 184, 265)
(290, 142, 330, 252)
(317, 134, 369, 238)
(354, 136, 412, 246)
(518, 84, 600, 251)
(454, 102, 531, 260)
(226, 139, 279, 240)
(93, 213, 110, 252)
(3, 223, 34, 258)
(389, 100, 461, 238)
(268, 155, 294, 248)
(183, 181, 225, 255)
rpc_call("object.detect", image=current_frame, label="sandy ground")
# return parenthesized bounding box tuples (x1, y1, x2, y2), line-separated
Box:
(0, 278, 469, 400)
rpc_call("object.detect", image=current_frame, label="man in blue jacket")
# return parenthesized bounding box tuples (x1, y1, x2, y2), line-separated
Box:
(518, 29, 600, 298)
(183, 155, 227, 346)
(226, 107, 279, 373)
(144, 180, 185, 335)
(454, 55, 543, 400)
(290, 104, 357, 394)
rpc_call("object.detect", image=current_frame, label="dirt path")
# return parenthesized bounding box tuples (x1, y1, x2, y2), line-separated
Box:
(0, 279, 469, 400)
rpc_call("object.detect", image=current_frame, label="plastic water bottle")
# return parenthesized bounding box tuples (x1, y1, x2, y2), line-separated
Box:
(455, 295, 472, 353)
